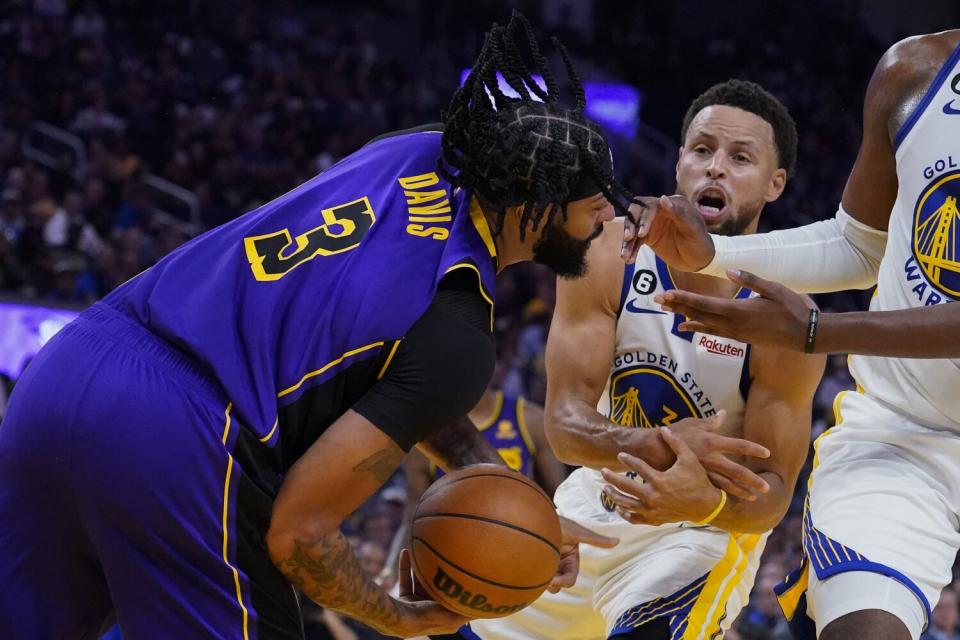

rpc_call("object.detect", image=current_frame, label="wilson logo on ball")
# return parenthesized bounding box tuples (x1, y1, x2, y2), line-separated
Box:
(433, 567, 527, 615)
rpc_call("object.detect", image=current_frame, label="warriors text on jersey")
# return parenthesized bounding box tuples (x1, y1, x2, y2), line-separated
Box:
(850, 42, 960, 429)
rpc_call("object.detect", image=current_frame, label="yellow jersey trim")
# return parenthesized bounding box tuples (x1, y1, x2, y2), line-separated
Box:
(221, 403, 233, 445)
(468, 197, 497, 259)
(443, 262, 495, 331)
(278, 342, 385, 398)
(377, 340, 402, 380)
(219, 404, 251, 640)
(474, 391, 505, 432)
(259, 418, 279, 444)
(776, 562, 810, 620)
(684, 533, 762, 639)
(515, 396, 537, 455)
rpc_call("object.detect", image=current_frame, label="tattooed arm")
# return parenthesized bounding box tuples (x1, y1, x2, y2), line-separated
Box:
(266, 409, 468, 637)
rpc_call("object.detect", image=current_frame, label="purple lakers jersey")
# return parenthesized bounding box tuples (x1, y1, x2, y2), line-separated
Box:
(103, 130, 498, 458)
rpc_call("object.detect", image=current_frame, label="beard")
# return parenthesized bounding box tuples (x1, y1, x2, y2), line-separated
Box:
(710, 198, 765, 237)
(532, 222, 603, 279)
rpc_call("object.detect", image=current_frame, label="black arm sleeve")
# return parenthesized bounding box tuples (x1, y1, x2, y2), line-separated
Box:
(352, 273, 494, 452)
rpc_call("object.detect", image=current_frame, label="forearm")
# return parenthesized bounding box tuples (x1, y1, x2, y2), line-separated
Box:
(418, 414, 505, 470)
(710, 471, 791, 534)
(700, 209, 886, 293)
(270, 528, 402, 635)
(547, 399, 669, 471)
(816, 306, 960, 358)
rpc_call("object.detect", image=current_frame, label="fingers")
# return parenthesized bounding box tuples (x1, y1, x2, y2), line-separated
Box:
(614, 451, 658, 483)
(398, 548, 412, 598)
(703, 455, 770, 500)
(655, 290, 737, 317)
(659, 426, 697, 463)
(708, 432, 770, 459)
(707, 470, 756, 502)
(601, 466, 648, 497)
(558, 515, 619, 548)
(547, 552, 578, 593)
(725, 269, 782, 299)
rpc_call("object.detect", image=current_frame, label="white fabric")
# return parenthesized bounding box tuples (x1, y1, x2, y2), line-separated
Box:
(471, 246, 764, 640)
(804, 391, 960, 637)
(808, 570, 926, 640)
(847, 48, 960, 431)
(469, 470, 766, 639)
(699, 206, 888, 293)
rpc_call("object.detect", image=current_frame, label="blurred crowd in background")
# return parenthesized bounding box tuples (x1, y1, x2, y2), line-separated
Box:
(2, 1, 959, 638)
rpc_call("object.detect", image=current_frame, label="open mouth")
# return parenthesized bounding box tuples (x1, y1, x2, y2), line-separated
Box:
(695, 187, 729, 221)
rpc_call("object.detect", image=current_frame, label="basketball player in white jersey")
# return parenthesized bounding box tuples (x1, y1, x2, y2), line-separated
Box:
(466, 80, 825, 640)
(628, 31, 960, 640)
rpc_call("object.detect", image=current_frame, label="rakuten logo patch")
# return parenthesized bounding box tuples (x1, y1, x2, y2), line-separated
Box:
(697, 335, 744, 358)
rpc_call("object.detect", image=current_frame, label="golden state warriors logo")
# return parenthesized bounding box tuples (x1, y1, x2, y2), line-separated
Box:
(913, 170, 960, 299)
(609, 367, 699, 429)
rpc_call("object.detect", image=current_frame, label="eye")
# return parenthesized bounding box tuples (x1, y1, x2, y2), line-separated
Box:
(733, 153, 751, 164)
(694, 145, 712, 156)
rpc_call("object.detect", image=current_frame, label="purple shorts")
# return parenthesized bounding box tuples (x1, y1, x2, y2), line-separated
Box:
(0, 304, 301, 639)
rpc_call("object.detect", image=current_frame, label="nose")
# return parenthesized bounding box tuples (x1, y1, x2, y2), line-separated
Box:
(706, 154, 727, 179)
(598, 201, 615, 223)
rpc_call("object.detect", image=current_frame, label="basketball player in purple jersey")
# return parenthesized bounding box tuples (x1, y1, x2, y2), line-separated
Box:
(0, 13, 769, 640)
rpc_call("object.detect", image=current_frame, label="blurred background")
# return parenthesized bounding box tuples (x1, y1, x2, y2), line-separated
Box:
(1, 1, 959, 638)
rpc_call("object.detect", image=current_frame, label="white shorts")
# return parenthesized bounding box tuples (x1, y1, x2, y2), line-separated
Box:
(775, 390, 960, 639)
(468, 468, 767, 640)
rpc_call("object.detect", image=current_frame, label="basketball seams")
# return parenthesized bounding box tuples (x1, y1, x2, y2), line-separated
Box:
(411, 536, 553, 591)
(413, 512, 561, 555)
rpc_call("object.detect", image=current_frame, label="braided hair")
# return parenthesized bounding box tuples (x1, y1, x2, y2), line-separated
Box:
(439, 12, 635, 238)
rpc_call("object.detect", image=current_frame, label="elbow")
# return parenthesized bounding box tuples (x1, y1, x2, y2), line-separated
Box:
(266, 505, 339, 571)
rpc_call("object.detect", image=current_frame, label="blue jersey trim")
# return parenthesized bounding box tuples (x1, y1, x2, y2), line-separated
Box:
(894, 41, 960, 151)
(815, 560, 931, 630)
(456, 623, 483, 640)
(738, 343, 753, 401)
(618, 262, 637, 317)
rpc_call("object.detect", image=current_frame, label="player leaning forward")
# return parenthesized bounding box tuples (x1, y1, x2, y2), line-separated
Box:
(631, 31, 960, 640)
(469, 80, 824, 640)
(0, 15, 670, 640)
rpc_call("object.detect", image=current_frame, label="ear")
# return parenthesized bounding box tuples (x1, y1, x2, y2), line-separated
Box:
(765, 168, 787, 202)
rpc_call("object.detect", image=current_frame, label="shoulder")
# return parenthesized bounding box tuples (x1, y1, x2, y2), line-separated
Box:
(870, 31, 960, 120)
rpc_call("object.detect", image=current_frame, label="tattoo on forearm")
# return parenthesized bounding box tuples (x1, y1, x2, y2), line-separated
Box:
(280, 530, 402, 634)
(352, 447, 402, 484)
(423, 415, 504, 468)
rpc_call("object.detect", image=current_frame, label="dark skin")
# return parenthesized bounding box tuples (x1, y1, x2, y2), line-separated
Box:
(622, 31, 960, 640)
(266, 195, 617, 637)
(624, 31, 960, 364)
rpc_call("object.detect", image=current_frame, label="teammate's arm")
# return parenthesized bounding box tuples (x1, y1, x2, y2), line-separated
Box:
(522, 399, 567, 497)
(602, 344, 825, 533)
(546, 222, 771, 499)
(627, 38, 926, 289)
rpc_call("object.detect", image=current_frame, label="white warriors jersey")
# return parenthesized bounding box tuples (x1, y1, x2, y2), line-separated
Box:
(849, 42, 960, 430)
(586, 246, 752, 496)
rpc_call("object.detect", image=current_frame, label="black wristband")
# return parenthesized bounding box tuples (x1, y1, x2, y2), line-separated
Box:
(804, 308, 819, 354)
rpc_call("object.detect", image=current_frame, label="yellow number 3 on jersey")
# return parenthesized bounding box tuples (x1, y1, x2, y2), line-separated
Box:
(244, 196, 376, 281)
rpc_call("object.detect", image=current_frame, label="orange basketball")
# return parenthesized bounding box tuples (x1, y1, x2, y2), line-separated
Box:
(410, 464, 562, 619)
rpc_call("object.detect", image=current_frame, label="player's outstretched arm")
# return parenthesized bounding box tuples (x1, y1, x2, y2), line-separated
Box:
(267, 410, 468, 637)
(660, 269, 960, 358)
(602, 343, 824, 532)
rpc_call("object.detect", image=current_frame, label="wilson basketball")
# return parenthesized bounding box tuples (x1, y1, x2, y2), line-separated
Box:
(410, 464, 562, 618)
